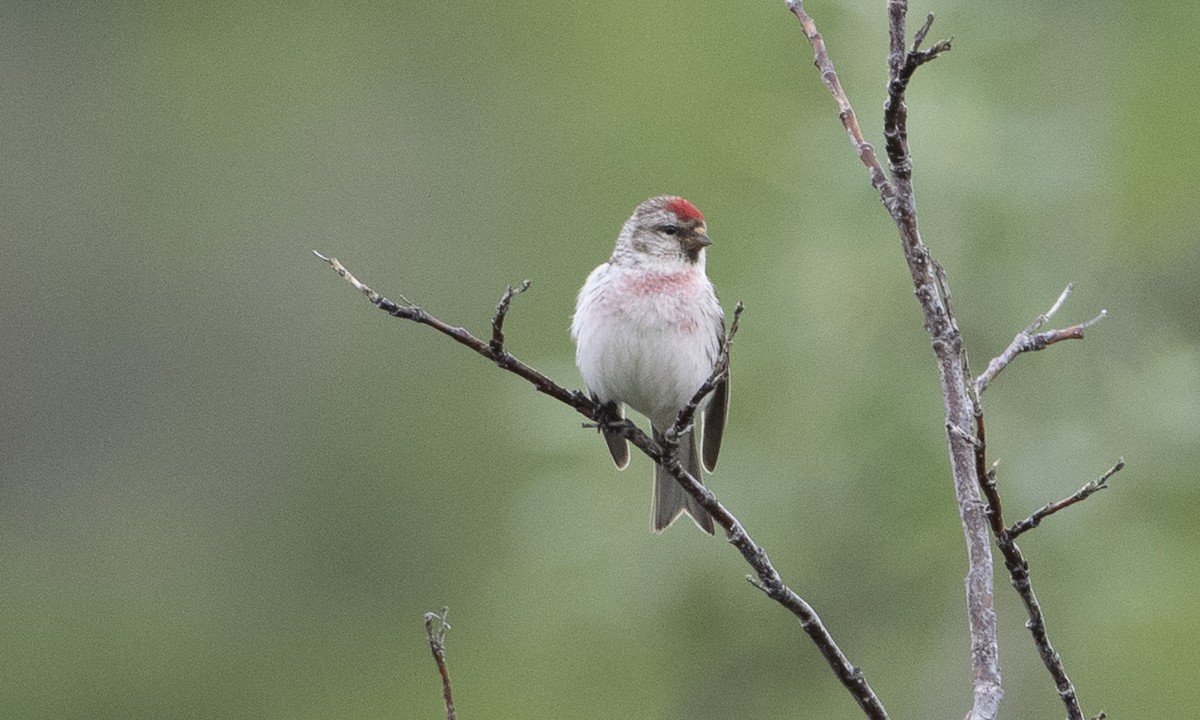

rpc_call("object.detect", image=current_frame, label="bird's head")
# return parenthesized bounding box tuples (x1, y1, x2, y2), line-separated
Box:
(614, 195, 711, 268)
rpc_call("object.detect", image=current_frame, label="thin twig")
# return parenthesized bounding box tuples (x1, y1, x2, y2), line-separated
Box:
(491, 279, 532, 355)
(669, 302, 743, 439)
(975, 285, 1106, 395)
(785, 0, 893, 203)
(1040, 283, 1075, 326)
(964, 367, 1004, 531)
(316, 254, 887, 719)
(424, 607, 456, 720)
(1008, 459, 1124, 538)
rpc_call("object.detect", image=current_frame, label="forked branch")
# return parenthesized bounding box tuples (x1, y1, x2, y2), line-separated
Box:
(975, 284, 1106, 395)
(785, 3, 1000, 718)
(965, 288, 1119, 720)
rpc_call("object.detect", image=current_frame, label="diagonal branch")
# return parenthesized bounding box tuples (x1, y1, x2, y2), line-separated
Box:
(785, 0, 893, 202)
(1007, 459, 1124, 539)
(316, 253, 889, 719)
(313, 251, 596, 418)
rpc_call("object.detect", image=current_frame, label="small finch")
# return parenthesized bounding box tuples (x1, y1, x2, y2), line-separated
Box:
(572, 196, 729, 534)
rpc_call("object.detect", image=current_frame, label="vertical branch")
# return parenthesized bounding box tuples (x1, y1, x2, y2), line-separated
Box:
(882, 7, 1000, 719)
(970, 290, 1116, 720)
(787, 2, 999, 718)
(425, 608, 456, 720)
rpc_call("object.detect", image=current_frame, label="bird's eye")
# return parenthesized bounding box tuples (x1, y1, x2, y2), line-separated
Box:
(659, 224, 680, 236)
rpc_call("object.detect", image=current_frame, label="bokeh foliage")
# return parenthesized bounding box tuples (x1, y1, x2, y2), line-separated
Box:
(3, 1, 1198, 718)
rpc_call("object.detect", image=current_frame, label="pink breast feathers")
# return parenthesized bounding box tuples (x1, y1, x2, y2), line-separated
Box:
(615, 270, 704, 332)
(622, 270, 696, 296)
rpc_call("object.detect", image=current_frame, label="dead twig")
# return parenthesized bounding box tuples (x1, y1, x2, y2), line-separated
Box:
(424, 607, 456, 720)
(975, 284, 1106, 395)
(491, 279, 532, 357)
(1008, 459, 1124, 539)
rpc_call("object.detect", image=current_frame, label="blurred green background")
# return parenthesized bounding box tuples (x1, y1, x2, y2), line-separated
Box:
(3, 1, 1197, 717)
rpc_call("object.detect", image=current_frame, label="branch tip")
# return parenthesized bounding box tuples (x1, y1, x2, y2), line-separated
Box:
(976, 285, 1105, 394)
(1086, 309, 1107, 328)
(912, 12, 935, 51)
(1048, 283, 1073, 315)
(727, 302, 746, 344)
(1007, 459, 1125, 539)
(424, 606, 451, 638)
(491, 279, 534, 353)
(424, 606, 456, 720)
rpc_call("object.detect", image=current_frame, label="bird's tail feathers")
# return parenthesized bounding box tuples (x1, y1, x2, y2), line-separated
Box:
(651, 426, 715, 535)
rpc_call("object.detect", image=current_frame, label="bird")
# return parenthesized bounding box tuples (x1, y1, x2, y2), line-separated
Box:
(572, 195, 729, 534)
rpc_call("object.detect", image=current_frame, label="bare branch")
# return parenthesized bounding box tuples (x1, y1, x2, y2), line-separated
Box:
(787, 3, 998, 717)
(314, 252, 597, 418)
(323, 3, 1115, 717)
(975, 285, 1106, 395)
(991, 468, 1114, 720)
(424, 607, 456, 720)
(785, 0, 893, 202)
(996, 539, 1081, 719)
(911, 12, 934, 50)
(883, 4, 950, 205)
(317, 254, 888, 719)
(1008, 459, 1125, 539)
(1040, 283, 1075, 326)
(491, 279, 532, 355)
(650, 439, 888, 720)
(973, 461, 1083, 718)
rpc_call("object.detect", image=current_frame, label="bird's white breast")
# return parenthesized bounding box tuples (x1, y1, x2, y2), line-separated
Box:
(572, 263, 722, 426)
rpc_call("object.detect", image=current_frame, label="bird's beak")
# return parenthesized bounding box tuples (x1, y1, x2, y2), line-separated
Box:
(686, 232, 712, 251)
